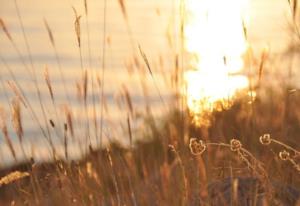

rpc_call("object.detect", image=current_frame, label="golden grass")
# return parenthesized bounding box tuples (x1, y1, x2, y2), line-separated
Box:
(0, 0, 299, 205)
(0, 171, 29, 187)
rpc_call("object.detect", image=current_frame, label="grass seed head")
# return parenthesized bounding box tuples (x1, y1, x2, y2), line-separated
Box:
(0, 107, 17, 160)
(44, 66, 54, 101)
(72, 7, 81, 47)
(0, 171, 30, 186)
(11, 97, 23, 143)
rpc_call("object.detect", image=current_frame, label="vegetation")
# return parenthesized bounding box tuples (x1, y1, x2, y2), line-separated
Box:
(0, 0, 299, 205)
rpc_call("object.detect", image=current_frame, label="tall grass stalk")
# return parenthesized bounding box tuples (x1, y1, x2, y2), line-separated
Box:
(0, 57, 53, 156)
(169, 145, 188, 206)
(138, 45, 166, 109)
(43, 18, 71, 103)
(14, 0, 56, 158)
(107, 148, 121, 206)
(44, 67, 66, 148)
(72, 6, 91, 151)
(100, 0, 107, 148)
(83, 0, 99, 148)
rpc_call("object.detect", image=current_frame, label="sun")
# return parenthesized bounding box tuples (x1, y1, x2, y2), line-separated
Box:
(184, 0, 250, 126)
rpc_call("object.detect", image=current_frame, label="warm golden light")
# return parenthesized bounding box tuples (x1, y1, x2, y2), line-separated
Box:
(184, 0, 250, 125)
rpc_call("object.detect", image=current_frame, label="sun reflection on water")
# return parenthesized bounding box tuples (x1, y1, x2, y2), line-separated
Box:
(184, 0, 250, 126)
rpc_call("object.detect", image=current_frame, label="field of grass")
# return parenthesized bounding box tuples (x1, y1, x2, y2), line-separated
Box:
(0, 90, 299, 205)
(0, 0, 300, 205)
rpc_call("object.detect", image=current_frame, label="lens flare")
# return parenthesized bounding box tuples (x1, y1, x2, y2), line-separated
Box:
(184, 0, 250, 126)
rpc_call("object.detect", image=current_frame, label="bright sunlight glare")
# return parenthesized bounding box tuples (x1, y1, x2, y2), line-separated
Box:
(184, 0, 250, 126)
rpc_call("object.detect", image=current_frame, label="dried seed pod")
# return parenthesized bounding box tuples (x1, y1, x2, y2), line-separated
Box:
(279, 150, 290, 161)
(189, 138, 206, 155)
(230, 139, 242, 152)
(259, 134, 271, 145)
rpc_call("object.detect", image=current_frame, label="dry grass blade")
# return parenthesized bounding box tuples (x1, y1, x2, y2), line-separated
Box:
(293, 0, 298, 20)
(7, 81, 26, 107)
(0, 18, 12, 41)
(138, 45, 153, 75)
(76, 81, 83, 101)
(0, 107, 17, 161)
(288, 0, 298, 20)
(2, 130, 17, 161)
(118, 0, 128, 20)
(169, 145, 188, 206)
(258, 48, 268, 83)
(138, 45, 166, 107)
(83, 69, 88, 103)
(44, 66, 54, 101)
(127, 115, 132, 148)
(97, 74, 101, 87)
(43, 18, 55, 47)
(64, 123, 68, 160)
(242, 20, 248, 39)
(11, 97, 23, 143)
(106, 149, 121, 206)
(122, 85, 133, 115)
(84, 0, 88, 15)
(64, 106, 74, 139)
(0, 171, 29, 186)
(72, 7, 81, 47)
(99, 0, 107, 148)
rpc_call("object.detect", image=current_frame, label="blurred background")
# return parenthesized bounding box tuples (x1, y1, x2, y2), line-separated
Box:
(0, 0, 298, 165)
